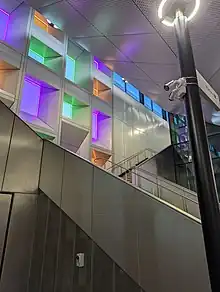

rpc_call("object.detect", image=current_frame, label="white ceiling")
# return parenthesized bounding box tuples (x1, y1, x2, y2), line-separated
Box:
(22, 0, 220, 115)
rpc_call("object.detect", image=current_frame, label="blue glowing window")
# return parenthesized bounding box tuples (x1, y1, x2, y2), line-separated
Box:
(152, 102, 163, 118)
(65, 56, 75, 82)
(113, 72, 125, 91)
(28, 49, 44, 64)
(126, 83, 140, 101)
(144, 95, 152, 110)
(62, 102, 72, 119)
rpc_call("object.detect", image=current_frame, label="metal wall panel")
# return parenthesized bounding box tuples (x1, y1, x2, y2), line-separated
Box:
(64, 80, 91, 105)
(3, 116, 43, 193)
(31, 24, 65, 56)
(54, 211, 76, 292)
(0, 194, 12, 266)
(74, 227, 92, 292)
(40, 200, 61, 292)
(26, 59, 62, 89)
(139, 146, 176, 183)
(92, 244, 113, 292)
(40, 141, 64, 206)
(137, 189, 211, 292)
(0, 194, 37, 292)
(92, 95, 112, 116)
(61, 152, 93, 236)
(92, 167, 139, 282)
(5, 2, 31, 54)
(75, 50, 93, 93)
(0, 42, 22, 68)
(28, 193, 49, 292)
(0, 102, 14, 190)
(115, 265, 141, 292)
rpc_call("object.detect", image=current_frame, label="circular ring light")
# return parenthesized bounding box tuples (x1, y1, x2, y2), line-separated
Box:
(158, 0, 200, 27)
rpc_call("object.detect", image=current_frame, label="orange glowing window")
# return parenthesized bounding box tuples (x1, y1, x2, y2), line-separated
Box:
(34, 11, 48, 32)
(93, 79, 99, 96)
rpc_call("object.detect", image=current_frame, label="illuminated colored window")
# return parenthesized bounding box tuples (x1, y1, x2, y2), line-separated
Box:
(144, 95, 152, 110)
(93, 79, 99, 96)
(37, 132, 55, 141)
(94, 57, 112, 77)
(152, 102, 163, 118)
(20, 75, 58, 131)
(126, 83, 140, 101)
(113, 72, 125, 91)
(94, 59, 99, 70)
(63, 102, 72, 119)
(28, 49, 44, 64)
(34, 14, 48, 32)
(20, 77, 41, 116)
(92, 111, 98, 141)
(62, 93, 88, 121)
(28, 36, 61, 72)
(65, 56, 75, 82)
(92, 110, 111, 150)
(0, 8, 9, 40)
(28, 37, 46, 64)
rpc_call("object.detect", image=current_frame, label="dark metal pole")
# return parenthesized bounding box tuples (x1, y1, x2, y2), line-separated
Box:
(174, 10, 220, 292)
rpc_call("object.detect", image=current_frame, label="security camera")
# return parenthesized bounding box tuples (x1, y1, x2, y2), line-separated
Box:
(164, 80, 176, 91)
(169, 85, 186, 101)
(164, 78, 187, 101)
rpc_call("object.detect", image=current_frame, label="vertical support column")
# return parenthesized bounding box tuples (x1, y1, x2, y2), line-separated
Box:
(174, 10, 220, 292)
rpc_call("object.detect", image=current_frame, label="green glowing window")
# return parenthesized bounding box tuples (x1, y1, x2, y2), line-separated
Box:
(62, 93, 88, 120)
(36, 132, 55, 141)
(28, 36, 61, 67)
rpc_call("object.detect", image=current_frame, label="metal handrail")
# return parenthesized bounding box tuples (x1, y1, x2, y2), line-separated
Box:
(134, 166, 197, 196)
(107, 148, 156, 174)
(93, 157, 199, 218)
(115, 147, 155, 165)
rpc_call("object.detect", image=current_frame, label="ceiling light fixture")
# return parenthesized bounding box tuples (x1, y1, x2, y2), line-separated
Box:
(46, 18, 59, 29)
(158, 0, 200, 27)
(46, 18, 52, 24)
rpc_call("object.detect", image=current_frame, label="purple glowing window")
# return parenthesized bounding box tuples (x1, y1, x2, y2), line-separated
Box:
(93, 57, 112, 77)
(20, 77, 41, 116)
(92, 110, 110, 143)
(0, 8, 9, 41)
(92, 111, 98, 141)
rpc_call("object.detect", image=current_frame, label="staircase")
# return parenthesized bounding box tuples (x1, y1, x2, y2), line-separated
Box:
(0, 100, 211, 292)
(107, 148, 157, 176)
(105, 157, 200, 219)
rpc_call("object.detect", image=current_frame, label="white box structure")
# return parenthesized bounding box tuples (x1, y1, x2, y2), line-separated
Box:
(0, 1, 171, 168)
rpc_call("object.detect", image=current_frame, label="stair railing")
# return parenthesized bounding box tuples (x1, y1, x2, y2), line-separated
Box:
(107, 148, 157, 176)
(93, 157, 200, 219)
